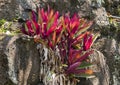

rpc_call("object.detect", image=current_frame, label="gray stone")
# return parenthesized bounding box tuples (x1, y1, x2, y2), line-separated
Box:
(0, 0, 109, 27)
(78, 50, 110, 85)
(0, 0, 40, 20)
(0, 34, 13, 85)
(0, 0, 19, 20)
(0, 34, 111, 85)
(104, 39, 120, 85)
(0, 34, 40, 85)
(93, 38, 120, 85)
(40, 0, 109, 26)
(92, 7, 109, 26)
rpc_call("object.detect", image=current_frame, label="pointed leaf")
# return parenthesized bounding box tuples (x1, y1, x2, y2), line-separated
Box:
(66, 62, 81, 74)
(75, 74, 95, 78)
(38, 8, 43, 24)
(21, 28, 28, 35)
(76, 21, 92, 37)
(71, 69, 86, 74)
(46, 24, 57, 36)
(30, 10, 37, 22)
(83, 34, 93, 51)
(56, 26, 65, 44)
(52, 31, 56, 46)
(71, 32, 87, 45)
(75, 50, 93, 63)
(91, 33, 100, 47)
(77, 61, 93, 69)
(68, 49, 82, 64)
(48, 9, 54, 20)
(25, 20, 35, 36)
(31, 20, 40, 35)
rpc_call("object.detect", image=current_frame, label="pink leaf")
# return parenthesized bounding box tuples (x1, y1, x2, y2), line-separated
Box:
(66, 62, 81, 74)
(75, 50, 93, 63)
(83, 34, 93, 51)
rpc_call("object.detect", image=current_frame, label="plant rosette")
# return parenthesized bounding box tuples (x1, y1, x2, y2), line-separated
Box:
(21, 7, 99, 85)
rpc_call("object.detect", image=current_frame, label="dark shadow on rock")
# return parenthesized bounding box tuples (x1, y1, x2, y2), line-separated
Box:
(0, 34, 15, 85)
(0, 34, 40, 85)
(15, 36, 40, 85)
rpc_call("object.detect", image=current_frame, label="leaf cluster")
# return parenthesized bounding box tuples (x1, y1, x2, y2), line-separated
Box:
(21, 8, 99, 78)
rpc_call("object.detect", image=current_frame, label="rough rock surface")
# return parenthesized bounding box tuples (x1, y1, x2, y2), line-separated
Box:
(0, 0, 109, 26)
(0, 0, 19, 20)
(0, 34, 110, 85)
(104, 0, 120, 16)
(78, 50, 109, 85)
(93, 38, 120, 85)
(104, 39, 120, 85)
(0, 34, 40, 85)
(0, 0, 39, 20)
(0, 34, 13, 85)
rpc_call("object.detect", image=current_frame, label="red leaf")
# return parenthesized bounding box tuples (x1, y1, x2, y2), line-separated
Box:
(46, 23, 57, 36)
(71, 32, 87, 45)
(71, 21, 79, 34)
(31, 10, 37, 22)
(54, 11, 59, 22)
(71, 69, 86, 74)
(40, 8, 48, 22)
(31, 20, 40, 35)
(66, 62, 81, 74)
(75, 50, 93, 63)
(68, 49, 82, 64)
(21, 28, 28, 35)
(83, 34, 93, 51)
(26, 20, 35, 36)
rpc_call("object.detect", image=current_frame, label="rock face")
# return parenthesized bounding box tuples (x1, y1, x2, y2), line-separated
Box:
(0, 0, 18, 20)
(0, 0, 39, 20)
(0, 35, 12, 85)
(104, 0, 120, 16)
(93, 38, 120, 85)
(0, 34, 40, 85)
(1, 0, 118, 85)
(0, 0, 109, 26)
(78, 50, 110, 85)
(104, 39, 120, 85)
(0, 34, 110, 85)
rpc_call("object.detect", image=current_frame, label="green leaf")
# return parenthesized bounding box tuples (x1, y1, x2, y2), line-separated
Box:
(91, 33, 100, 47)
(78, 61, 93, 69)
(24, 23, 29, 33)
(0, 19, 6, 26)
(47, 16, 55, 30)
(62, 64, 68, 67)
(75, 22, 92, 37)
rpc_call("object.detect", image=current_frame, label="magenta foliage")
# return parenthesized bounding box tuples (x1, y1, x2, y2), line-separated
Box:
(21, 8, 95, 76)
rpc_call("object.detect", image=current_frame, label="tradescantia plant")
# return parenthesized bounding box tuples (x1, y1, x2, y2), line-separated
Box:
(21, 8, 99, 85)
